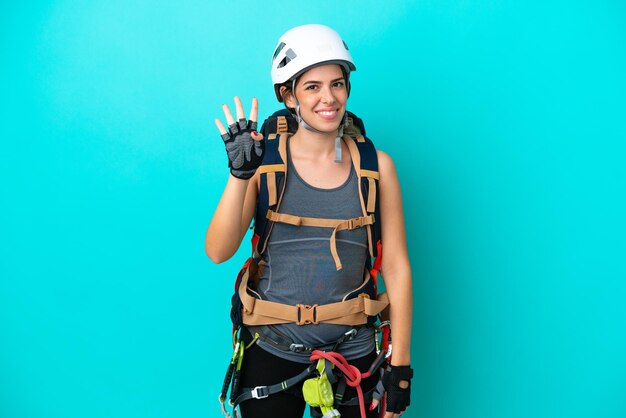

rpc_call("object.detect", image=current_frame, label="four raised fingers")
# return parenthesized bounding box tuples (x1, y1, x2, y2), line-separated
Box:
(249, 97, 258, 124)
(214, 118, 228, 135)
(234, 96, 245, 121)
(216, 96, 261, 137)
(222, 103, 236, 127)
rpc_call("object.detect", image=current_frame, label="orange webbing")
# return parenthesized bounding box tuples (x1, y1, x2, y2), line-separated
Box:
(267, 172, 277, 206)
(259, 164, 285, 208)
(359, 169, 379, 180)
(237, 265, 389, 326)
(266, 210, 375, 270)
(277, 116, 288, 134)
(259, 164, 286, 173)
(359, 170, 379, 214)
(366, 177, 376, 213)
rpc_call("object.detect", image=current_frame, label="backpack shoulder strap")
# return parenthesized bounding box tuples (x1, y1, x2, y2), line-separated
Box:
(253, 110, 299, 254)
(254, 110, 380, 263)
(253, 132, 289, 257)
(343, 130, 381, 261)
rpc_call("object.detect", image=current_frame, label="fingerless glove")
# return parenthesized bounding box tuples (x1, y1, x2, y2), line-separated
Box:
(382, 365, 413, 413)
(221, 119, 264, 180)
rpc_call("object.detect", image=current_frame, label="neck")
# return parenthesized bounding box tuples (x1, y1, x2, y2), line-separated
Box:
(290, 128, 341, 161)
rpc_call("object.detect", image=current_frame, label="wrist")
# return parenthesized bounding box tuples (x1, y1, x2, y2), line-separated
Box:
(390, 355, 411, 367)
(389, 365, 413, 379)
(230, 170, 255, 180)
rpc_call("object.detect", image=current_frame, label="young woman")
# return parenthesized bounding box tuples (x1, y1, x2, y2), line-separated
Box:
(206, 24, 413, 418)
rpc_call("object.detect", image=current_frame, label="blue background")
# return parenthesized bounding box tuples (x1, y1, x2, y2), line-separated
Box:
(1, 1, 625, 417)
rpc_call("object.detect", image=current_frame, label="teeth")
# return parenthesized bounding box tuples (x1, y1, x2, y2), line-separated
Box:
(318, 111, 336, 116)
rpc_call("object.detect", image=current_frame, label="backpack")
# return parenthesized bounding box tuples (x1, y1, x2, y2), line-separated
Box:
(230, 109, 387, 329)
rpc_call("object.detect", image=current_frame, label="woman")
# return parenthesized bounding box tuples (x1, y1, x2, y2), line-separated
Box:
(206, 24, 413, 418)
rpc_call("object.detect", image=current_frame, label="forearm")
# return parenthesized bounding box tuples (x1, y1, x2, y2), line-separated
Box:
(385, 266, 413, 366)
(205, 175, 252, 262)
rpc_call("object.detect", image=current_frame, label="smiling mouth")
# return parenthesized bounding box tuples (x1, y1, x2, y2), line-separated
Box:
(315, 109, 339, 120)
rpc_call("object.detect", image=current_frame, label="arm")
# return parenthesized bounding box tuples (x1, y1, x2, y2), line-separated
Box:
(204, 173, 259, 263)
(204, 96, 263, 263)
(376, 150, 414, 418)
(378, 150, 413, 367)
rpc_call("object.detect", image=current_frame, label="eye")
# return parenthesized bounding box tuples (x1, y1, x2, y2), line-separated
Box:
(305, 84, 319, 91)
(333, 81, 346, 88)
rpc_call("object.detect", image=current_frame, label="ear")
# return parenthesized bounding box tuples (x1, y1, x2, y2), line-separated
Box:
(280, 86, 296, 108)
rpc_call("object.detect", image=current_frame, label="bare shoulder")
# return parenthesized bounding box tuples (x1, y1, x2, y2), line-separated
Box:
(377, 150, 398, 181)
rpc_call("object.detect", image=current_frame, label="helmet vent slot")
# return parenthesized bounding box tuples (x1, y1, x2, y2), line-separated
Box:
(273, 42, 286, 60)
(277, 48, 297, 69)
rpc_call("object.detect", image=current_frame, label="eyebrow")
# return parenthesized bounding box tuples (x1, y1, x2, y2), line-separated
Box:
(302, 77, 345, 85)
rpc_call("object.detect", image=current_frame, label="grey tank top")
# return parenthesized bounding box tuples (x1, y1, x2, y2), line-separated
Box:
(253, 138, 375, 363)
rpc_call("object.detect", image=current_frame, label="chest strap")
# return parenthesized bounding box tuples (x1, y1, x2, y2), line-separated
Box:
(238, 266, 389, 326)
(266, 209, 375, 271)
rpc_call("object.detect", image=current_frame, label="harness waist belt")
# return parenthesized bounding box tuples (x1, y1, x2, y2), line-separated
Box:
(238, 266, 389, 326)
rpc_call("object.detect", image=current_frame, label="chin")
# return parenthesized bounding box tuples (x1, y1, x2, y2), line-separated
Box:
(313, 122, 342, 134)
(311, 112, 344, 133)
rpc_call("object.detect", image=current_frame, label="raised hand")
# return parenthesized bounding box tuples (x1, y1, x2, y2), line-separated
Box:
(215, 96, 264, 180)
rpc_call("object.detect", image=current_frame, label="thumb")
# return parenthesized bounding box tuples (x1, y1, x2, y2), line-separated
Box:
(251, 131, 264, 141)
(369, 398, 379, 412)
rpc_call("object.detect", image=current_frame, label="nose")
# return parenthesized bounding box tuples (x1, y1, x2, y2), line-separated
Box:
(320, 85, 336, 104)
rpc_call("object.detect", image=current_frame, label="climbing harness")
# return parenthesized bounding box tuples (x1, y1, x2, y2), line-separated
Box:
(220, 323, 391, 418)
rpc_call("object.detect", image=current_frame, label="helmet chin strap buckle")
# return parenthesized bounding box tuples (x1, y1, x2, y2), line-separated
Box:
(334, 114, 348, 163)
(334, 136, 342, 163)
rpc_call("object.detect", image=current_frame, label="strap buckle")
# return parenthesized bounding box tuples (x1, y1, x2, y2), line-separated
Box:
(277, 116, 288, 134)
(347, 217, 364, 230)
(251, 386, 269, 399)
(296, 304, 319, 325)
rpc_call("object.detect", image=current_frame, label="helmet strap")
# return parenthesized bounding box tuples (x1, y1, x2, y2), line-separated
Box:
(334, 115, 347, 163)
(291, 78, 346, 163)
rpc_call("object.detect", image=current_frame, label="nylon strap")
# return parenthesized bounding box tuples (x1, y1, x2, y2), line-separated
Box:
(366, 177, 376, 213)
(233, 364, 315, 406)
(267, 172, 277, 207)
(258, 164, 285, 174)
(257, 133, 290, 257)
(277, 116, 288, 134)
(344, 136, 375, 259)
(360, 170, 379, 180)
(361, 170, 379, 213)
(238, 267, 389, 326)
(266, 210, 374, 270)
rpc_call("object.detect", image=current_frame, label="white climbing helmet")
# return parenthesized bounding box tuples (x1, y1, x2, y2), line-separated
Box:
(271, 24, 356, 102)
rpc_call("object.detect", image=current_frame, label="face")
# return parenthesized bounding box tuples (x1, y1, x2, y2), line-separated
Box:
(285, 64, 348, 133)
